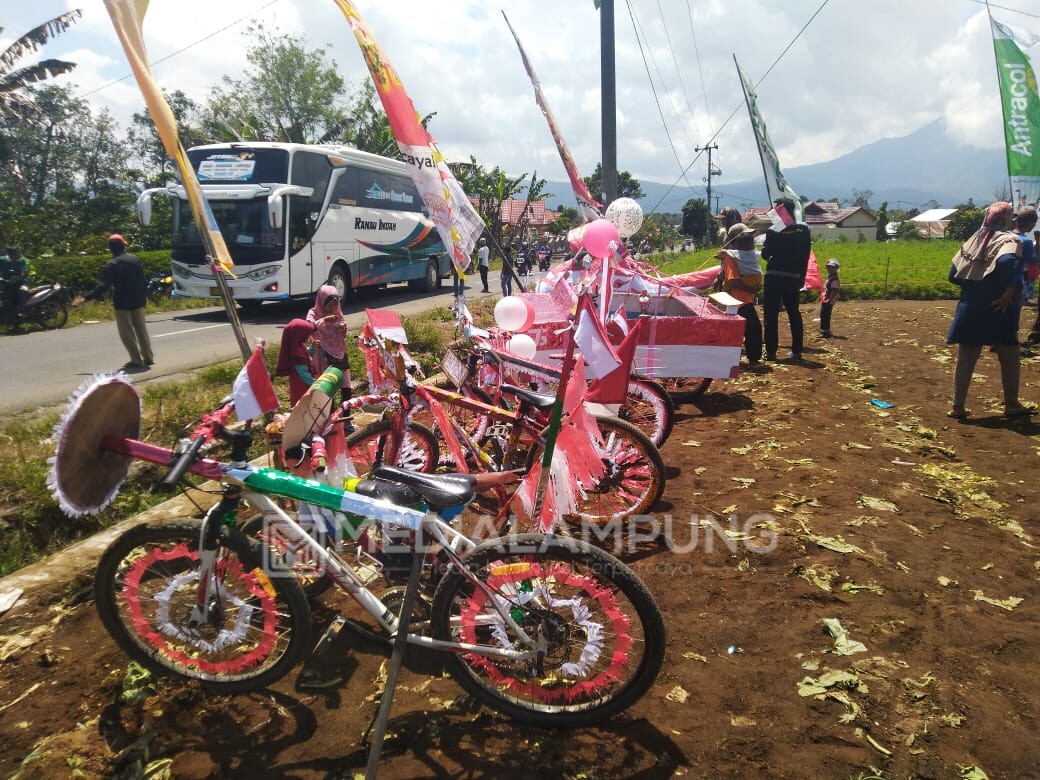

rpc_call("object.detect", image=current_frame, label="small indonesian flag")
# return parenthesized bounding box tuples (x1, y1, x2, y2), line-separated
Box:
(365, 308, 409, 344)
(233, 346, 279, 420)
(573, 296, 621, 380)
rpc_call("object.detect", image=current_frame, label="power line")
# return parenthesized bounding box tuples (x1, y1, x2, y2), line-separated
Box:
(626, 0, 698, 159)
(76, 0, 282, 100)
(623, 0, 697, 190)
(967, 0, 1040, 19)
(685, 0, 714, 135)
(655, 0, 703, 140)
(647, 0, 831, 215)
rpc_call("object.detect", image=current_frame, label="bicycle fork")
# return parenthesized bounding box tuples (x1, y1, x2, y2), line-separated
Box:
(189, 489, 241, 630)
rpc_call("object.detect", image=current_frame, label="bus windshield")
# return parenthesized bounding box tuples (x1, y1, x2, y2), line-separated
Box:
(187, 147, 289, 184)
(172, 199, 284, 266)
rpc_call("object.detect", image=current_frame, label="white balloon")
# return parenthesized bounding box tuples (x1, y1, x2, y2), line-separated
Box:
(494, 296, 533, 332)
(507, 333, 537, 359)
(605, 197, 644, 238)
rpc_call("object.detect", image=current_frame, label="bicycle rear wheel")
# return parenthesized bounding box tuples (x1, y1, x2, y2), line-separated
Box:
(527, 416, 665, 524)
(660, 377, 712, 403)
(618, 378, 675, 447)
(345, 419, 439, 474)
(432, 533, 665, 728)
(94, 521, 310, 693)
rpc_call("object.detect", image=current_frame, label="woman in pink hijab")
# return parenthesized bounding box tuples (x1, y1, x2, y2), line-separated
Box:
(306, 284, 351, 400)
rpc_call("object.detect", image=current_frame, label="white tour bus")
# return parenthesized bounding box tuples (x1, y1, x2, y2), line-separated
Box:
(136, 142, 451, 309)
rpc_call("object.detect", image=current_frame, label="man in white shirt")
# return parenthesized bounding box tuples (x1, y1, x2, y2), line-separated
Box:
(476, 237, 490, 292)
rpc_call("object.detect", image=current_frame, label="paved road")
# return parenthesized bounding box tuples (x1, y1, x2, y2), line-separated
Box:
(0, 270, 541, 416)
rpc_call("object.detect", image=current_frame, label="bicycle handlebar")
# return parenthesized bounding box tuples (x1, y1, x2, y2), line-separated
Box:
(158, 434, 207, 492)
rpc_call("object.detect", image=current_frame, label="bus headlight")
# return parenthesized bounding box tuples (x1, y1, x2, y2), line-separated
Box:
(244, 265, 280, 281)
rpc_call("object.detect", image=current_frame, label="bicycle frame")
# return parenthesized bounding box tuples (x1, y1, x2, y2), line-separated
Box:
(100, 433, 545, 662)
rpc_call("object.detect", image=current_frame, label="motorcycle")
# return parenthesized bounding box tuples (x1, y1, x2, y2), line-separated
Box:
(0, 282, 68, 331)
(146, 274, 173, 300)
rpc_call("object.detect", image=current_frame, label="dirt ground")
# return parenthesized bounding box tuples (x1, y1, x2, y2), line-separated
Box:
(1, 299, 1039, 779)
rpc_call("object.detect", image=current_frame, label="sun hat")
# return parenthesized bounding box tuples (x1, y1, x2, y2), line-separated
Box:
(726, 223, 755, 240)
(826, 258, 840, 268)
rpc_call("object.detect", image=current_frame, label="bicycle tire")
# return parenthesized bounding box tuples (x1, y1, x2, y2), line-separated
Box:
(527, 416, 666, 524)
(345, 419, 439, 474)
(431, 533, 665, 728)
(660, 377, 712, 403)
(619, 378, 675, 447)
(94, 521, 311, 693)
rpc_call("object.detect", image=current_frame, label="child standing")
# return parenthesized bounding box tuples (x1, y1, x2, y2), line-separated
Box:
(820, 259, 841, 338)
(275, 319, 317, 407)
(306, 284, 351, 403)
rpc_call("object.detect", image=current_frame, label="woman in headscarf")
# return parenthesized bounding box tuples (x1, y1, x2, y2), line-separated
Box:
(306, 284, 351, 404)
(946, 201, 1033, 419)
(275, 319, 317, 407)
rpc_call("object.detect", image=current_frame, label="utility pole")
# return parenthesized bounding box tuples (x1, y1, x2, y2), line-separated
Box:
(600, 0, 617, 206)
(694, 143, 720, 243)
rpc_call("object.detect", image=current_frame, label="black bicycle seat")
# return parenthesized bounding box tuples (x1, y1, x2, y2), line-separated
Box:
(371, 465, 476, 508)
(500, 384, 556, 409)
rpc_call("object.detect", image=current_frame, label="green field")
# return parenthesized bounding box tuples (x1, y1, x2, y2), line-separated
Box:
(650, 239, 961, 300)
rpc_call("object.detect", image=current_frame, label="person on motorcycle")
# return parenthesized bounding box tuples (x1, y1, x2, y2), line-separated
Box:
(537, 242, 551, 271)
(1, 246, 28, 316)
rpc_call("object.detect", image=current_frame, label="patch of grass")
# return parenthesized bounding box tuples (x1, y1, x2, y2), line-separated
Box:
(651, 240, 960, 300)
(0, 305, 470, 576)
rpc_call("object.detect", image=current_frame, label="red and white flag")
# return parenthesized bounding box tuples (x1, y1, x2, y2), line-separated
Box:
(365, 308, 409, 344)
(573, 296, 621, 380)
(587, 318, 642, 405)
(233, 345, 279, 420)
(609, 304, 629, 337)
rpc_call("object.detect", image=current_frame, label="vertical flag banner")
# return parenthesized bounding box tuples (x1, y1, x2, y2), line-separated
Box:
(331, 0, 484, 276)
(502, 12, 602, 222)
(104, 0, 250, 360)
(735, 56, 803, 223)
(991, 17, 1040, 208)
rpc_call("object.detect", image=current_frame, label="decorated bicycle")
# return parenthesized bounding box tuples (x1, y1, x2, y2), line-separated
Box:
(48, 353, 665, 728)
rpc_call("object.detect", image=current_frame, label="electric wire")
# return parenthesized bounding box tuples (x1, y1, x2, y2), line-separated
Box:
(76, 0, 283, 100)
(623, 0, 697, 190)
(627, 0, 699, 158)
(685, 0, 714, 135)
(968, 0, 1040, 19)
(647, 0, 831, 216)
(655, 0, 704, 140)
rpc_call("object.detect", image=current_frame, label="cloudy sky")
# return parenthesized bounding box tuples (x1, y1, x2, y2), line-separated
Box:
(2, 0, 1038, 204)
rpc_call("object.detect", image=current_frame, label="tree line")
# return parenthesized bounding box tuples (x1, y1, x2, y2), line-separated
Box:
(1, 12, 692, 267)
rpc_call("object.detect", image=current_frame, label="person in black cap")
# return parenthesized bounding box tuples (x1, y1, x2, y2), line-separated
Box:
(85, 234, 154, 370)
(761, 198, 811, 361)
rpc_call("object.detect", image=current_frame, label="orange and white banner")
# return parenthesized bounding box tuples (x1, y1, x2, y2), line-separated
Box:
(331, 0, 484, 276)
(104, 0, 235, 273)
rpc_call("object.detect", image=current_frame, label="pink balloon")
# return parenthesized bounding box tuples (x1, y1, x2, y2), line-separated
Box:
(582, 218, 621, 258)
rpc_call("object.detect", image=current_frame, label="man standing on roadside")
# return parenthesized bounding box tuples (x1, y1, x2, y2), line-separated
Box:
(85, 234, 154, 370)
(476, 237, 490, 292)
(761, 198, 811, 361)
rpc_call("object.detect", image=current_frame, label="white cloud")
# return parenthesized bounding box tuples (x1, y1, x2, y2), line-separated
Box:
(4, 0, 1035, 194)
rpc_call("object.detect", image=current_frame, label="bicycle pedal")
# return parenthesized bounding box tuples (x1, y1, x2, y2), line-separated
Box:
(312, 615, 348, 656)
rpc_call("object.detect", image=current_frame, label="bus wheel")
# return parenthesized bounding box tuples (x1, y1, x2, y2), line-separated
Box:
(424, 258, 442, 292)
(328, 263, 351, 300)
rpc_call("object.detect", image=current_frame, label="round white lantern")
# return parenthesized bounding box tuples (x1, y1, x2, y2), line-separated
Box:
(605, 197, 644, 238)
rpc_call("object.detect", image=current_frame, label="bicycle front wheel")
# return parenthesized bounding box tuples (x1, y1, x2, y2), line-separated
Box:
(431, 533, 665, 728)
(94, 521, 310, 693)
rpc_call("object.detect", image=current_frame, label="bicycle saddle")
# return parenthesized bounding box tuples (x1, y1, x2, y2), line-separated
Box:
(500, 383, 556, 409)
(372, 465, 476, 508)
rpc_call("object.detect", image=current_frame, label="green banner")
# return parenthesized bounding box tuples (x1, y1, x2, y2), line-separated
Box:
(734, 55, 803, 222)
(992, 18, 1040, 207)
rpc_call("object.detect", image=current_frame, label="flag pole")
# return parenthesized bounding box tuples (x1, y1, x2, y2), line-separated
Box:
(985, 1, 1016, 202)
(531, 294, 581, 522)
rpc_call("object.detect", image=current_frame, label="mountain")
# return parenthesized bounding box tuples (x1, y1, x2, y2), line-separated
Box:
(540, 120, 1008, 215)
